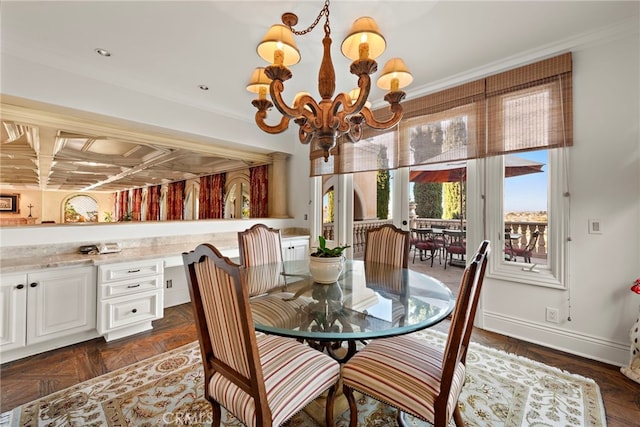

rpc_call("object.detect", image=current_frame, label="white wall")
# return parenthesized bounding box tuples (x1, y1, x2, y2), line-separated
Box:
(481, 31, 640, 366)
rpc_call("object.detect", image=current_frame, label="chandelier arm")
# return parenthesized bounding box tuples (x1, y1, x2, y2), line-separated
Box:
(358, 92, 406, 130)
(341, 74, 373, 117)
(298, 127, 314, 145)
(333, 106, 352, 134)
(269, 80, 308, 119)
(254, 110, 291, 134)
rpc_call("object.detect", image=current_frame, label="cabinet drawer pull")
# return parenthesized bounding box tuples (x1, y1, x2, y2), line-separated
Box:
(30, 282, 38, 288)
(127, 269, 141, 273)
(127, 284, 141, 288)
(132, 308, 138, 313)
(16, 284, 25, 290)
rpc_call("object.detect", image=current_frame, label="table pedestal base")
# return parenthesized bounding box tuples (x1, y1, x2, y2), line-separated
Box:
(305, 381, 357, 426)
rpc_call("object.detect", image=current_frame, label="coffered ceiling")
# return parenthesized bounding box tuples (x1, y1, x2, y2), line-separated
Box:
(0, 104, 272, 192)
(1, 1, 637, 192)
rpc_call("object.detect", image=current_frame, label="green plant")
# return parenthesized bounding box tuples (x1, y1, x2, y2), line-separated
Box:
(310, 235, 349, 258)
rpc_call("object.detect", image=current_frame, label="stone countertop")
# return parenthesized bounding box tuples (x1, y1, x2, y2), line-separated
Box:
(0, 235, 310, 273)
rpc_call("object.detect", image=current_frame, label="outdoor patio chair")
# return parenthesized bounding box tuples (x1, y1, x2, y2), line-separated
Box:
(412, 228, 444, 267)
(443, 229, 466, 269)
(508, 230, 539, 263)
(341, 240, 490, 427)
(182, 243, 340, 427)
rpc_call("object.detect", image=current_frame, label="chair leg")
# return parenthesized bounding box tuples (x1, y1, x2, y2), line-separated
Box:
(343, 384, 359, 427)
(325, 384, 337, 427)
(396, 409, 408, 427)
(209, 400, 221, 426)
(453, 405, 465, 427)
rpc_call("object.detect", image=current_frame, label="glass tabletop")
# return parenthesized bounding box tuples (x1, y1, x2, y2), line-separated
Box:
(245, 259, 455, 342)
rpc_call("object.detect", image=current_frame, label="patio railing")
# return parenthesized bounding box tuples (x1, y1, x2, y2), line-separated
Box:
(322, 218, 548, 259)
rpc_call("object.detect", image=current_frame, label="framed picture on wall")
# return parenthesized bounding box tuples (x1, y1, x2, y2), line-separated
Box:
(0, 194, 20, 213)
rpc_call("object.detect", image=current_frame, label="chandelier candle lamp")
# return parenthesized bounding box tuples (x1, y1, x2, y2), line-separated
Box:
(247, 0, 413, 162)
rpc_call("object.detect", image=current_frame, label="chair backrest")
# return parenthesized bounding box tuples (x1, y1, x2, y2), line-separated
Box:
(525, 231, 540, 252)
(439, 240, 490, 403)
(443, 229, 465, 248)
(182, 244, 272, 422)
(364, 224, 410, 268)
(238, 224, 283, 267)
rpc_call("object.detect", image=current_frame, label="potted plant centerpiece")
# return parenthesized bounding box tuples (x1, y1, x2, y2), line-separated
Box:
(309, 236, 350, 284)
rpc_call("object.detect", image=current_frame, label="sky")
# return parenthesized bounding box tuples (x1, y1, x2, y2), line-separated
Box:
(504, 150, 548, 212)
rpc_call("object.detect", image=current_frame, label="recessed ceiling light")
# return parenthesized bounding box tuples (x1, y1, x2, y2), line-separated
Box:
(94, 48, 111, 57)
(198, 85, 209, 91)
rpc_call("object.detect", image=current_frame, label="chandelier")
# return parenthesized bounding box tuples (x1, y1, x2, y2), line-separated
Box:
(247, 0, 413, 162)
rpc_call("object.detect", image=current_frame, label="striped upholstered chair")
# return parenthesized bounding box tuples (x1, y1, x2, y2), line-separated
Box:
(363, 224, 411, 268)
(182, 243, 340, 427)
(238, 224, 284, 267)
(342, 241, 491, 427)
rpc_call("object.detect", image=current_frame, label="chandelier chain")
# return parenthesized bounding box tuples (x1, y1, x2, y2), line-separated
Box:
(288, 0, 331, 36)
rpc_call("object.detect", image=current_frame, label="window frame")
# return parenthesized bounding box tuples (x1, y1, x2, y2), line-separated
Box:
(484, 148, 569, 288)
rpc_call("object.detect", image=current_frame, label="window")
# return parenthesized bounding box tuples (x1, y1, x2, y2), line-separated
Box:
(63, 194, 98, 223)
(485, 148, 567, 288)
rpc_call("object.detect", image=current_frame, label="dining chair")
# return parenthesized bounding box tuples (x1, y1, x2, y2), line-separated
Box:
(342, 240, 491, 427)
(508, 230, 540, 263)
(364, 224, 410, 268)
(238, 223, 284, 267)
(182, 243, 340, 427)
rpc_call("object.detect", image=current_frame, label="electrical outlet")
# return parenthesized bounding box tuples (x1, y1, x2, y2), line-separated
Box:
(166, 279, 173, 289)
(545, 307, 559, 323)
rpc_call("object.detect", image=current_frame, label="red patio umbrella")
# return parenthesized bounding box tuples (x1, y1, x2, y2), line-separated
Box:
(410, 154, 545, 226)
(410, 155, 544, 183)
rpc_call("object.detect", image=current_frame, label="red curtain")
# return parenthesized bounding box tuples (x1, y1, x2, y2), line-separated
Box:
(199, 173, 225, 219)
(250, 165, 268, 218)
(146, 185, 161, 221)
(117, 190, 129, 221)
(131, 188, 142, 221)
(166, 180, 185, 220)
(112, 192, 118, 220)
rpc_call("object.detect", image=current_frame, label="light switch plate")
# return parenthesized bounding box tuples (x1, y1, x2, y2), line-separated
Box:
(588, 219, 602, 234)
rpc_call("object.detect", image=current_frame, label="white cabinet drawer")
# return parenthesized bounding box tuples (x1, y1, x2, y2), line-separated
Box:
(100, 276, 162, 299)
(99, 259, 163, 283)
(99, 291, 163, 333)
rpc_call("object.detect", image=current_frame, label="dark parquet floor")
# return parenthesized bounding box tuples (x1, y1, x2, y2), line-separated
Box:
(1, 302, 639, 425)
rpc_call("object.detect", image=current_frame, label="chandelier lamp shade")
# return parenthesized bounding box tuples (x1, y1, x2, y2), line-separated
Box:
(247, 0, 412, 162)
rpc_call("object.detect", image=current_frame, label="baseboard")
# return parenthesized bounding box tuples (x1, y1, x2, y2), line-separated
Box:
(482, 310, 630, 367)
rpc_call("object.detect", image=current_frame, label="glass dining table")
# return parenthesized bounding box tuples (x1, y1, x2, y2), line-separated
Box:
(244, 259, 455, 362)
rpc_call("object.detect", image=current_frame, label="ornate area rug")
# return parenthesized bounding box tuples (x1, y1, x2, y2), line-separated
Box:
(1, 330, 606, 427)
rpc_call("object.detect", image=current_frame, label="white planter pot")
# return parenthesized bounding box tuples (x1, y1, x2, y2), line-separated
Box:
(308, 256, 345, 284)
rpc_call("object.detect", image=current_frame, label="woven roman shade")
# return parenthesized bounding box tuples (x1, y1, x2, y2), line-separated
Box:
(309, 52, 572, 176)
(486, 53, 573, 156)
